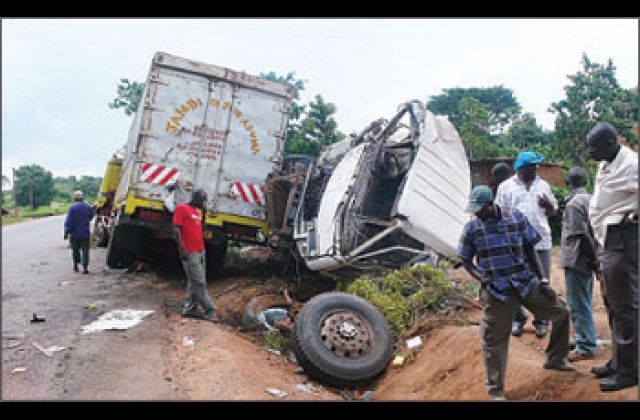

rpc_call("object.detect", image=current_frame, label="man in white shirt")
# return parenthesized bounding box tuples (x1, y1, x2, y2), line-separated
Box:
(495, 151, 558, 339)
(586, 122, 638, 392)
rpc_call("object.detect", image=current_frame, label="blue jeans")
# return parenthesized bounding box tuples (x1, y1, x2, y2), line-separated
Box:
(564, 267, 596, 354)
(514, 249, 551, 328)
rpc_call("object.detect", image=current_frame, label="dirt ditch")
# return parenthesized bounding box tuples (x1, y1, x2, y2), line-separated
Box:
(133, 249, 636, 401)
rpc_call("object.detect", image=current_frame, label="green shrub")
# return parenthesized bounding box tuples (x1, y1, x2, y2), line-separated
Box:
(345, 264, 456, 336)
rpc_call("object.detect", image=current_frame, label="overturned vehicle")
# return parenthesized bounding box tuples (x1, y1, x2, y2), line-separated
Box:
(264, 100, 471, 387)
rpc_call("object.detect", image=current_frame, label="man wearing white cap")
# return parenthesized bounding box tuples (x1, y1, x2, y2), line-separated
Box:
(64, 190, 95, 274)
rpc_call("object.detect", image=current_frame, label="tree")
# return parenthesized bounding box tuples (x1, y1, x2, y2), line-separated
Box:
(501, 112, 553, 153)
(457, 97, 498, 160)
(14, 165, 55, 208)
(109, 78, 145, 116)
(54, 175, 102, 203)
(549, 54, 638, 166)
(286, 95, 346, 157)
(427, 86, 521, 134)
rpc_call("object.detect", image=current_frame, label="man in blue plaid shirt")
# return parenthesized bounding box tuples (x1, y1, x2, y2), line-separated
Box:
(458, 185, 573, 400)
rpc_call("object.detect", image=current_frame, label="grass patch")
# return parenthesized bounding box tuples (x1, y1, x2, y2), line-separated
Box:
(341, 264, 473, 338)
(262, 329, 287, 352)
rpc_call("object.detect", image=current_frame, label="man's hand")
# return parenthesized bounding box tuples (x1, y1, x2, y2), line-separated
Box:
(539, 278, 557, 300)
(537, 194, 556, 216)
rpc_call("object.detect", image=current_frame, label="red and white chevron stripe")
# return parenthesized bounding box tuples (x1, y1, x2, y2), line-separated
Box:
(230, 182, 265, 206)
(140, 162, 180, 185)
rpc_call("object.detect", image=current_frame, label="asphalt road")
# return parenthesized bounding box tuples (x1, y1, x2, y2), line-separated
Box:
(2, 216, 175, 400)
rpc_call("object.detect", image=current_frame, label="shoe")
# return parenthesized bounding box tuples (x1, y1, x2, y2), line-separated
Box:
(535, 323, 549, 338)
(511, 321, 524, 337)
(489, 394, 508, 401)
(83, 267, 89, 274)
(202, 310, 220, 323)
(600, 374, 638, 392)
(568, 350, 595, 362)
(544, 359, 576, 372)
(74, 264, 79, 273)
(181, 308, 203, 319)
(591, 364, 615, 378)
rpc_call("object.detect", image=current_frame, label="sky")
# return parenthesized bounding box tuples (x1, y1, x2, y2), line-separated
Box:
(2, 18, 638, 182)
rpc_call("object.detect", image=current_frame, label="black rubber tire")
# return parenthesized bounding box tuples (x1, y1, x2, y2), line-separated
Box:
(205, 242, 227, 282)
(291, 292, 394, 389)
(106, 224, 137, 269)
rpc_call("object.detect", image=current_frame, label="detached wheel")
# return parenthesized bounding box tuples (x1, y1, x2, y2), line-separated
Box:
(292, 292, 394, 389)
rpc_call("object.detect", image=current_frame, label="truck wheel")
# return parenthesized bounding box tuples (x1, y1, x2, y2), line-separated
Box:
(205, 242, 227, 282)
(291, 292, 394, 389)
(106, 224, 136, 269)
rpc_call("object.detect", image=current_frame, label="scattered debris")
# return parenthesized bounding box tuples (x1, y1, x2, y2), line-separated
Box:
(81, 309, 154, 334)
(258, 308, 289, 332)
(267, 348, 281, 356)
(84, 303, 97, 310)
(392, 355, 405, 367)
(406, 336, 423, 349)
(287, 352, 298, 365)
(30, 340, 65, 357)
(295, 383, 313, 394)
(182, 336, 194, 347)
(294, 367, 305, 374)
(265, 387, 287, 398)
(596, 339, 611, 348)
(30, 313, 46, 323)
(12, 367, 27, 374)
(360, 390, 374, 401)
(58, 281, 74, 287)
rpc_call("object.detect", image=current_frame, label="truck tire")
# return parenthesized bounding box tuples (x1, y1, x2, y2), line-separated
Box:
(205, 242, 227, 282)
(291, 292, 394, 389)
(106, 224, 137, 269)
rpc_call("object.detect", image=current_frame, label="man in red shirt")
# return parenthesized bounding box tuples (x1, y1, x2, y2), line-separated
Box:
(173, 189, 218, 322)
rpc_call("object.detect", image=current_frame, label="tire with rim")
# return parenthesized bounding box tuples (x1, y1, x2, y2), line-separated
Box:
(291, 292, 394, 389)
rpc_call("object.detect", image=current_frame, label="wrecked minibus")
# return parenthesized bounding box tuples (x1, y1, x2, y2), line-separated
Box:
(264, 100, 471, 387)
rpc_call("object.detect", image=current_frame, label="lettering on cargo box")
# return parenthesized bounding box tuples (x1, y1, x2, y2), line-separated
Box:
(165, 98, 262, 156)
(175, 140, 223, 161)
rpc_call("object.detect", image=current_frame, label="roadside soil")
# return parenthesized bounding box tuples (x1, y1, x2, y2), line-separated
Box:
(374, 251, 638, 401)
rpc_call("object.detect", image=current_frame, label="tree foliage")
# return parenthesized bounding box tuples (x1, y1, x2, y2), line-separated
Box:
(53, 176, 102, 203)
(456, 97, 498, 160)
(427, 86, 521, 134)
(108, 78, 145, 116)
(14, 165, 55, 208)
(549, 53, 639, 166)
(286, 95, 346, 157)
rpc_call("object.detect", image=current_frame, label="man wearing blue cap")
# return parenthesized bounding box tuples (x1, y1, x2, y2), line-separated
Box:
(495, 151, 558, 339)
(458, 185, 572, 400)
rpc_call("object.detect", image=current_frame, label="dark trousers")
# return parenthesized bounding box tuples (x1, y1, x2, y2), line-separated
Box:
(514, 249, 551, 327)
(598, 223, 638, 379)
(480, 284, 570, 397)
(70, 237, 90, 268)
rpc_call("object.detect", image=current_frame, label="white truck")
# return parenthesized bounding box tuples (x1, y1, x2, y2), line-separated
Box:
(104, 52, 295, 279)
(99, 52, 471, 388)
